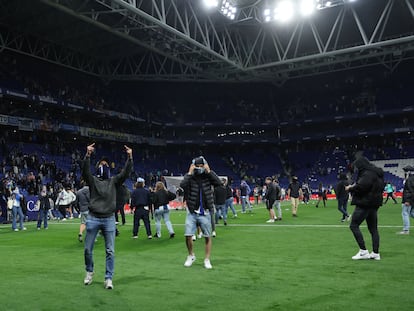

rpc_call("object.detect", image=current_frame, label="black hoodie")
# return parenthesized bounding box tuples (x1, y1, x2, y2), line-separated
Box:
(349, 157, 384, 208)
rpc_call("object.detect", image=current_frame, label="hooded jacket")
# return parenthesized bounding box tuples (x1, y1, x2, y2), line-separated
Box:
(82, 156, 133, 218)
(180, 170, 222, 213)
(349, 157, 384, 208)
(402, 174, 414, 207)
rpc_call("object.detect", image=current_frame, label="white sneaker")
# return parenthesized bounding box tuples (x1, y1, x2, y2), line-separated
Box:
(197, 233, 203, 239)
(204, 259, 213, 269)
(84, 272, 94, 285)
(22, 227, 27, 231)
(192, 235, 196, 241)
(397, 230, 409, 235)
(266, 219, 275, 223)
(184, 255, 196, 267)
(13, 229, 19, 232)
(104, 279, 113, 289)
(212, 231, 216, 237)
(352, 249, 370, 260)
(370, 252, 381, 261)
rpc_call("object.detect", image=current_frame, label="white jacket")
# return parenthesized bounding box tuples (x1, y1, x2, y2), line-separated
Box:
(56, 189, 76, 206)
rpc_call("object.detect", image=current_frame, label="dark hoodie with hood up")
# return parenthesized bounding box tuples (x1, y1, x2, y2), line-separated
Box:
(349, 157, 384, 208)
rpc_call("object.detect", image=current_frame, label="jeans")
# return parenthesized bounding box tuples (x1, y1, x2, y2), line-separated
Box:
(337, 198, 349, 219)
(350, 206, 380, 253)
(402, 203, 411, 231)
(154, 206, 174, 236)
(241, 196, 251, 212)
(133, 207, 152, 236)
(12, 206, 24, 230)
(272, 200, 282, 219)
(225, 197, 237, 216)
(84, 215, 116, 280)
(215, 204, 226, 223)
(37, 209, 48, 229)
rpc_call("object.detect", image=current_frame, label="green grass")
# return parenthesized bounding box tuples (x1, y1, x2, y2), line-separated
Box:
(1, 200, 413, 311)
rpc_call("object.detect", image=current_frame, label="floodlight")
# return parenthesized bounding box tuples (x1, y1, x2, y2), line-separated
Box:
(264, 8, 270, 16)
(274, 0, 294, 22)
(326, 1, 332, 7)
(230, 14, 236, 20)
(203, 0, 219, 9)
(300, 0, 316, 16)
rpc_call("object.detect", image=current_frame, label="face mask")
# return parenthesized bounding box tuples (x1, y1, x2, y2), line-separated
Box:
(193, 167, 205, 175)
(97, 165, 111, 179)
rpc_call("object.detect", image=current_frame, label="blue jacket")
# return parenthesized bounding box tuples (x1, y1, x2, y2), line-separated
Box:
(130, 187, 151, 207)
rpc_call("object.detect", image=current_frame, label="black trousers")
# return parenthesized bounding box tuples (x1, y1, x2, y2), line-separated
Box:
(133, 207, 152, 237)
(115, 203, 126, 224)
(350, 206, 380, 253)
(383, 192, 397, 204)
(58, 204, 69, 219)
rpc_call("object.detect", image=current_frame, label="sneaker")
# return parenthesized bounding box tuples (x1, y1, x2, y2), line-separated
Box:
(37, 228, 41, 230)
(212, 231, 216, 237)
(84, 272, 94, 285)
(61, 218, 67, 221)
(233, 214, 238, 218)
(370, 252, 381, 261)
(132, 235, 138, 239)
(170, 233, 175, 239)
(347, 215, 352, 222)
(224, 221, 227, 226)
(191, 235, 196, 241)
(104, 279, 113, 290)
(197, 233, 203, 239)
(278, 217, 282, 221)
(148, 235, 152, 239)
(78, 234, 83, 242)
(204, 259, 213, 269)
(397, 230, 409, 235)
(13, 228, 18, 232)
(22, 227, 27, 231)
(266, 219, 275, 223)
(184, 255, 196, 267)
(154, 233, 160, 238)
(352, 249, 371, 260)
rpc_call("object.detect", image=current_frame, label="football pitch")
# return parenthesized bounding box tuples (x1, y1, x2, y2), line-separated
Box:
(1, 200, 413, 311)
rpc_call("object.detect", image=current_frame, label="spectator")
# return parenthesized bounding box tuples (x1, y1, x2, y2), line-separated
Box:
(335, 173, 350, 222)
(398, 167, 414, 235)
(287, 176, 302, 217)
(130, 178, 152, 239)
(11, 187, 26, 231)
(36, 185, 50, 230)
(152, 181, 176, 239)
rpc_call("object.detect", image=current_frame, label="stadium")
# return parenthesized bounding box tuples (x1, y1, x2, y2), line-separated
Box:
(0, 0, 413, 310)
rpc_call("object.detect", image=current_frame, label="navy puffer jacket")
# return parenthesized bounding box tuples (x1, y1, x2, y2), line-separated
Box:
(180, 171, 222, 213)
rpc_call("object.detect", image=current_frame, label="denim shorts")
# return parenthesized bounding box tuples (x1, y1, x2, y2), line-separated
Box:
(185, 212, 212, 237)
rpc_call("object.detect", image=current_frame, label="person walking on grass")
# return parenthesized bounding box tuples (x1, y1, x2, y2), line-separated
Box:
(37, 186, 51, 230)
(315, 182, 327, 208)
(180, 156, 221, 269)
(240, 181, 252, 213)
(346, 156, 384, 261)
(383, 182, 398, 204)
(287, 176, 302, 217)
(130, 178, 152, 239)
(264, 177, 277, 223)
(336, 173, 350, 222)
(152, 181, 176, 238)
(398, 167, 414, 235)
(76, 180, 90, 242)
(82, 143, 133, 290)
(11, 187, 26, 232)
(214, 178, 228, 226)
(224, 179, 237, 218)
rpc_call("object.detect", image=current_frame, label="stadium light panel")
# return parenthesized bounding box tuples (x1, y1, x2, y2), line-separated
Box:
(274, 1, 294, 22)
(203, 0, 219, 9)
(300, 0, 316, 16)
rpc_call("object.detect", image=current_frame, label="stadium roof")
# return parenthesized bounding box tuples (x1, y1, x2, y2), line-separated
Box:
(0, 0, 413, 83)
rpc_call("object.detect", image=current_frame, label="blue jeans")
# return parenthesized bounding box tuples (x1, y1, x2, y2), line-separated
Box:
(12, 206, 24, 230)
(402, 203, 411, 231)
(225, 197, 237, 216)
(241, 196, 251, 212)
(185, 212, 211, 237)
(37, 209, 48, 229)
(215, 204, 226, 223)
(337, 198, 349, 219)
(154, 206, 174, 236)
(84, 215, 116, 280)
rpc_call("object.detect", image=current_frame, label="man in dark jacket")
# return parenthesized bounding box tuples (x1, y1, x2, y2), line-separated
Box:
(214, 178, 228, 226)
(264, 177, 277, 223)
(399, 166, 414, 234)
(335, 173, 350, 222)
(180, 156, 222, 269)
(82, 143, 133, 289)
(346, 156, 384, 261)
(130, 178, 152, 239)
